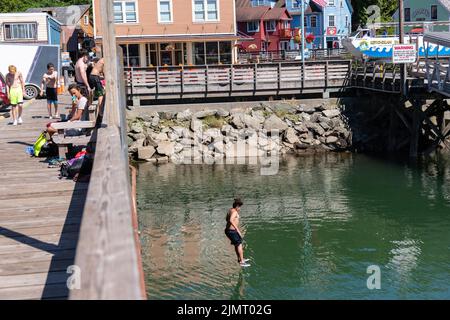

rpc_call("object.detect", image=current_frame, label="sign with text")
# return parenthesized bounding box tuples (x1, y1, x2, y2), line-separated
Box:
(327, 27, 337, 36)
(392, 44, 417, 64)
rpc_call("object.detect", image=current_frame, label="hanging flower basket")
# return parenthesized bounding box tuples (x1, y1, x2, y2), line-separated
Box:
(306, 33, 315, 44)
(294, 35, 301, 44)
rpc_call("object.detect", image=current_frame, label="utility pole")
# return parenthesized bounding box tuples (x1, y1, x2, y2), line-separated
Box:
(399, 0, 407, 96)
(301, 0, 305, 64)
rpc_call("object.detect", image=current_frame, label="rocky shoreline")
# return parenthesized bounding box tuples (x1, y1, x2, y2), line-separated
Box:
(127, 102, 352, 164)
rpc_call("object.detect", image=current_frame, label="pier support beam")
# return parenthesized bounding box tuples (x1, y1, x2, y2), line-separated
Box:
(409, 99, 422, 158)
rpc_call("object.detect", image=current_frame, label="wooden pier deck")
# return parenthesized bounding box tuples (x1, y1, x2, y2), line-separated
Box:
(0, 98, 87, 299)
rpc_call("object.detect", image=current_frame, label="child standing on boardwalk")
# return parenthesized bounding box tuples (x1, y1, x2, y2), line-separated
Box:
(5, 65, 25, 126)
(40, 63, 59, 119)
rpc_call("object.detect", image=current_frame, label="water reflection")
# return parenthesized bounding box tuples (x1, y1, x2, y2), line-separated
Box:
(137, 153, 450, 299)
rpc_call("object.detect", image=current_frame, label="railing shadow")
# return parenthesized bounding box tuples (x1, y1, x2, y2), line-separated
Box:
(39, 180, 88, 299)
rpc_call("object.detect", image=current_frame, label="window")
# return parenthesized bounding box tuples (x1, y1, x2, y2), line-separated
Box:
(146, 43, 158, 66)
(328, 15, 335, 27)
(83, 15, 89, 26)
(4, 23, 37, 40)
(114, 1, 137, 23)
(247, 21, 259, 32)
(431, 5, 438, 20)
(405, 8, 411, 22)
(279, 41, 290, 51)
(193, 0, 219, 22)
(310, 16, 317, 28)
(219, 41, 232, 64)
(345, 15, 349, 28)
(328, 0, 335, 6)
(194, 42, 206, 65)
(261, 41, 268, 52)
(292, 0, 301, 8)
(120, 44, 140, 67)
(265, 20, 276, 32)
(304, 16, 308, 27)
(159, 0, 173, 22)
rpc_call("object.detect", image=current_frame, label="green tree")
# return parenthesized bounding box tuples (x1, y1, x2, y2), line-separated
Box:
(0, 0, 90, 13)
(352, 0, 398, 29)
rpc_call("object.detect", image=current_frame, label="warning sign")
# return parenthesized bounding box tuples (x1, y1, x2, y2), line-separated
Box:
(392, 44, 417, 64)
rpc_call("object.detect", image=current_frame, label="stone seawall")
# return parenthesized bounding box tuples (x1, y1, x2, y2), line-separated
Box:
(127, 101, 352, 164)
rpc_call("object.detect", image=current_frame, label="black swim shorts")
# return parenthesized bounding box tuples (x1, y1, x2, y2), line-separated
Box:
(225, 229, 242, 246)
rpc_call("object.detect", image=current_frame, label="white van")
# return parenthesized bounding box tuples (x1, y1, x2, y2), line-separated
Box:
(0, 44, 60, 99)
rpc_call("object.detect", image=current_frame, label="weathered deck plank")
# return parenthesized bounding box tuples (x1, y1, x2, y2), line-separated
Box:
(0, 98, 85, 300)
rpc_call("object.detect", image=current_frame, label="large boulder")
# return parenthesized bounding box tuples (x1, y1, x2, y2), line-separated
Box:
(204, 128, 223, 141)
(130, 123, 143, 133)
(326, 136, 339, 144)
(160, 111, 175, 120)
(294, 123, 308, 134)
(264, 114, 288, 131)
(216, 109, 230, 117)
(242, 114, 262, 130)
(230, 112, 246, 129)
(284, 127, 300, 144)
(177, 109, 193, 121)
(251, 110, 266, 123)
(305, 122, 325, 136)
(129, 138, 145, 153)
(322, 109, 341, 118)
(157, 141, 175, 156)
(191, 119, 203, 132)
(194, 109, 217, 119)
(137, 146, 156, 160)
(155, 132, 169, 141)
(297, 104, 316, 114)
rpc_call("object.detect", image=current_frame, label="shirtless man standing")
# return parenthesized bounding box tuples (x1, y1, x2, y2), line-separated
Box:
(225, 198, 251, 267)
(89, 57, 105, 108)
(74, 50, 91, 95)
(5, 65, 25, 126)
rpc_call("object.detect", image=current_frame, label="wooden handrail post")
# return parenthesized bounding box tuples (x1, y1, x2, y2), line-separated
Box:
(156, 66, 160, 99)
(205, 65, 209, 96)
(230, 66, 234, 94)
(254, 63, 257, 92)
(277, 62, 281, 92)
(130, 67, 134, 97)
(180, 66, 184, 98)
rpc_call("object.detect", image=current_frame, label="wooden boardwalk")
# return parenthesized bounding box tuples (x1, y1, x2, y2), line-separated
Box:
(0, 98, 86, 300)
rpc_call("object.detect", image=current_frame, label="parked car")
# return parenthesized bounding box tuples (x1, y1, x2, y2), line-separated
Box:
(0, 72, 10, 109)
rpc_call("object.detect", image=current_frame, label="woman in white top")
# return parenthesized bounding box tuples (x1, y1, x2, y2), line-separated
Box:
(46, 83, 88, 138)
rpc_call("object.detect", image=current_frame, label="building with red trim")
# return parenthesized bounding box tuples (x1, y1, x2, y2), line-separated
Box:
(236, 0, 293, 52)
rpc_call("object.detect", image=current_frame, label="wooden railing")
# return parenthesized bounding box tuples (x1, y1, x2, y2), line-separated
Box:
(426, 59, 450, 95)
(70, 0, 145, 300)
(237, 48, 349, 63)
(125, 60, 352, 100)
(350, 61, 403, 93)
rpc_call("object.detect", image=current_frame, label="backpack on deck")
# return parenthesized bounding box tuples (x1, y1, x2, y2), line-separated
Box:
(60, 155, 93, 179)
(33, 132, 47, 157)
(32, 131, 58, 157)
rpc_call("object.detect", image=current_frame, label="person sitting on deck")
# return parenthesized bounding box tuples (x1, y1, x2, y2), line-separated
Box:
(46, 84, 89, 138)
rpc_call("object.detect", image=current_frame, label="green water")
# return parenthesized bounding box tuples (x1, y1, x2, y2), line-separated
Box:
(137, 153, 450, 300)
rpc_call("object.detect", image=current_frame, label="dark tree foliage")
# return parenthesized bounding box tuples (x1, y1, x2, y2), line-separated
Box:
(351, 0, 398, 29)
(0, 0, 90, 13)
